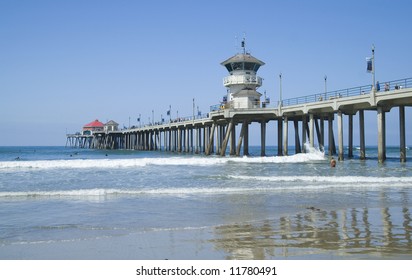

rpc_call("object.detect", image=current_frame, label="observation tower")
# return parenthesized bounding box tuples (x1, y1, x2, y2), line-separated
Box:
(220, 40, 265, 109)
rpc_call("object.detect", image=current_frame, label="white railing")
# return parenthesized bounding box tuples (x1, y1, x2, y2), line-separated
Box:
(223, 75, 262, 87)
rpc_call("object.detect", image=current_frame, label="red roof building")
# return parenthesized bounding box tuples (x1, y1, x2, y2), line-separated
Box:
(82, 119, 104, 135)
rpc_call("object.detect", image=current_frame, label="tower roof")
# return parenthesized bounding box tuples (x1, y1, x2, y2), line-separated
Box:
(221, 53, 265, 66)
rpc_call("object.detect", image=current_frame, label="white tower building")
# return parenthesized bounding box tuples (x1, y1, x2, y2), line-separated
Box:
(221, 42, 265, 109)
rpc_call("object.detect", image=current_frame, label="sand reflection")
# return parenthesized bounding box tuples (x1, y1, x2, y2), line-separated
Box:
(211, 204, 412, 259)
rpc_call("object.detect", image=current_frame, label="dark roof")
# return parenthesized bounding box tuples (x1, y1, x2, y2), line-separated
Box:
(220, 53, 265, 66)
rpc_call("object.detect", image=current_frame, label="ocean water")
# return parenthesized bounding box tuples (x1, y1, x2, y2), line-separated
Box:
(0, 145, 412, 260)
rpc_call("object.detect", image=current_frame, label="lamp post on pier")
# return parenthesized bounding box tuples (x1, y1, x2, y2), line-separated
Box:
(192, 98, 195, 121)
(138, 114, 141, 127)
(367, 45, 375, 91)
(372, 44, 375, 90)
(279, 73, 282, 107)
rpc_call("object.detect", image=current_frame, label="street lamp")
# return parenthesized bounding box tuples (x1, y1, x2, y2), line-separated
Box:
(372, 44, 375, 91)
(138, 114, 141, 127)
(279, 73, 282, 107)
(192, 98, 195, 121)
(366, 44, 375, 91)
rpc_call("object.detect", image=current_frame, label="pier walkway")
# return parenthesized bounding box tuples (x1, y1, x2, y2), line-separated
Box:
(67, 77, 412, 163)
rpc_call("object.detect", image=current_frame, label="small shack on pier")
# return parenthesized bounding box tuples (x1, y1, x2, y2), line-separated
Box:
(82, 119, 104, 135)
(104, 120, 119, 132)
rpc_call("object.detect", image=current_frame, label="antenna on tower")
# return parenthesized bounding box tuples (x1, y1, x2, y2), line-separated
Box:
(235, 33, 248, 54)
(241, 33, 246, 54)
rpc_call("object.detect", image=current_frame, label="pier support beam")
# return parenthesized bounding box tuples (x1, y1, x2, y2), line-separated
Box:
(319, 116, 324, 150)
(204, 127, 209, 153)
(283, 116, 288, 156)
(377, 106, 386, 163)
(400, 105, 406, 162)
(302, 115, 307, 152)
(185, 127, 189, 152)
(230, 122, 236, 156)
(314, 118, 321, 148)
(277, 118, 283, 156)
(328, 113, 334, 157)
(337, 110, 344, 161)
(205, 123, 215, 156)
(167, 130, 171, 151)
(309, 113, 314, 148)
(261, 120, 266, 156)
(215, 125, 221, 155)
(220, 120, 233, 156)
(244, 122, 249, 156)
(177, 128, 182, 153)
(359, 110, 366, 160)
(171, 129, 175, 152)
(195, 127, 200, 154)
(236, 121, 246, 156)
(348, 114, 353, 158)
(294, 119, 301, 154)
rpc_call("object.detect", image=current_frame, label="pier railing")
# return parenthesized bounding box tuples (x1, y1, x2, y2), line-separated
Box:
(129, 113, 211, 129)
(209, 78, 412, 112)
(115, 77, 412, 130)
(223, 74, 263, 87)
(280, 77, 412, 107)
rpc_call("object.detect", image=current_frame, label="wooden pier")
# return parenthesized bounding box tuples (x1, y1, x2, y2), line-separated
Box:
(67, 77, 412, 163)
(65, 134, 93, 149)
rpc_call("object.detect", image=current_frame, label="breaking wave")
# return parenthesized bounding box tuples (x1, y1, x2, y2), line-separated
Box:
(229, 175, 412, 184)
(0, 146, 325, 171)
(1, 174, 411, 199)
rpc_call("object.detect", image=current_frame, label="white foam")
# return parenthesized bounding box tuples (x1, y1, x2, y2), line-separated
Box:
(2, 173, 412, 199)
(229, 175, 412, 184)
(0, 147, 325, 170)
(0, 187, 253, 199)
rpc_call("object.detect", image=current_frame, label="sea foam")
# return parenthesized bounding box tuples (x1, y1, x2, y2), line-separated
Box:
(229, 175, 412, 184)
(0, 145, 325, 171)
(1, 173, 411, 199)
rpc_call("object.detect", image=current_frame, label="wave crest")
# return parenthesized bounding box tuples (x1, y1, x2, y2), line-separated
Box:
(0, 147, 325, 170)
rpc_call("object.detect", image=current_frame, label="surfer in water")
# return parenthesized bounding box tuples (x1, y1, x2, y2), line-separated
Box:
(330, 157, 336, 167)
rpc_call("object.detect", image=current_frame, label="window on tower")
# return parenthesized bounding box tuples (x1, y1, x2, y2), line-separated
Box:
(253, 64, 261, 72)
(232, 62, 243, 70)
(225, 64, 233, 72)
(244, 62, 255, 71)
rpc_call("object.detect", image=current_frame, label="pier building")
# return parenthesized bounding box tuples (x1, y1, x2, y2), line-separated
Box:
(104, 120, 119, 132)
(82, 119, 104, 135)
(66, 48, 412, 163)
(221, 49, 264, 109)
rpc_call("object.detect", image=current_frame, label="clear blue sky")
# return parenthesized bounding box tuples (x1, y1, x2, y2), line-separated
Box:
(1, 0, 411, 146)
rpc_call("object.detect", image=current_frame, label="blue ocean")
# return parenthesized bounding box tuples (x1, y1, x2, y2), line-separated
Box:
(0, 145, 411, 259)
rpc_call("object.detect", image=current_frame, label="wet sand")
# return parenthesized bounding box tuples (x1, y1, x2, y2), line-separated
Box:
(2, 205, 411, 260)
